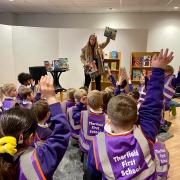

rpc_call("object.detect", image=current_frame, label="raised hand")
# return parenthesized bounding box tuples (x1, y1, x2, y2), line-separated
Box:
(151, 49, 174, 69)
(39, 75, 57, 104)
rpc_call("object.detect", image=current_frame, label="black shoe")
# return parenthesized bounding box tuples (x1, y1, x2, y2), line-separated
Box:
(158, 125, 170, 133)
(164, 120, 172, 127)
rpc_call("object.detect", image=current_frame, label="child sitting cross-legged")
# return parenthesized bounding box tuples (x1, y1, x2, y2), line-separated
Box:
(84, 49, 173, 180)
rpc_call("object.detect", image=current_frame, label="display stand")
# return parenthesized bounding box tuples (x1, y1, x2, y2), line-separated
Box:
(48, 69, 67, 93)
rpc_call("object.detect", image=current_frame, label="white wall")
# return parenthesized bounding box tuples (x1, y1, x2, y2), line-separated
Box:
(0, 24, 15, 84)
(12, 26, 59, 84)
(147, 18, 180, 74)
(58, 28, 147, 89)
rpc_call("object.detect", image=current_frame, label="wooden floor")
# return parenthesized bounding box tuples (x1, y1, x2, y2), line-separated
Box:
(165, 99, 180, 180)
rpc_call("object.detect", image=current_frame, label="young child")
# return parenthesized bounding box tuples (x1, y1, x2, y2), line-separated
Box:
(84, 49, 173, 179)
(0, 83, 18, 111)
(137, 74, 149, 109)
(17, 72, 35, 90)
(61, 88, 76, 113)
(32, 100, 52, 141)
(163, 65, 180, 111)
(67, 89, 87, 140)
(79, 90, 106, 154)
(18, 87, 34, 109)
(101, 90, 114, 113)
(108, 67, 133, 95)
(0, 75, 70, 179)
(160, 65, 180, 130)
(129, 89, 140, 103)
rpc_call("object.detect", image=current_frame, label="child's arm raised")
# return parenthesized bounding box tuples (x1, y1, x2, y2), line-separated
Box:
(139, 49, 174, 142)
(35, 76, 70, 178)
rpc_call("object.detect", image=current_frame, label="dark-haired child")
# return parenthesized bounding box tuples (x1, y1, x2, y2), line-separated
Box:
(32, 100, 52, 141)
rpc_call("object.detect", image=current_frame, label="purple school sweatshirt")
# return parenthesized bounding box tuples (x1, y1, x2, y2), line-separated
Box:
(18, 102, 70, 179)
(86, 68, 164, 179)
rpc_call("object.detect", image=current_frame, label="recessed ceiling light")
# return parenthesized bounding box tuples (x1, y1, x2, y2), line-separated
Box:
(174, 6, 179, 10)
(9, 0, 14, 1)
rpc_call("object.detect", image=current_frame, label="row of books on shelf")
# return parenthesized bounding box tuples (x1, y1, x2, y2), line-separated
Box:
(132, 55, 151, 67)
(104, 51, 120, 59)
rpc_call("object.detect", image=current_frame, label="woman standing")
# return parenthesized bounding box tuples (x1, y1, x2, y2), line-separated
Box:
(80, 34, 110, 91)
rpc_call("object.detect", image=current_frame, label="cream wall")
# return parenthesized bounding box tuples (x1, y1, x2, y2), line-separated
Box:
(12, 26, 59, 83)
(0, 24, 15, 84)
(147, 18, 180, 73)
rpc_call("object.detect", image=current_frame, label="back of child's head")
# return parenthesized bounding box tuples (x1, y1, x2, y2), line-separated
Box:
(129, 90, 140, 102)
(66, 88, 76, 102)
(74, 89, 87, 102)
(0, 83, 17, 99)
(0, 107, 37, 179)
(80, 86, 89, 93)
(18, 72, 32, 86)
(18, 87, 32, 100)
(87, 90, 103, 110)
(32, 100, 50, 122)
(107, 94, 137, 128)
(165, 65, 174, 75)
(101, 90, 114, 112)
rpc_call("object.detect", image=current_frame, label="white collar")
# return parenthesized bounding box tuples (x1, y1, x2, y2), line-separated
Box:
(89, 107, 102, 114)
(104, 123, 133, 135)
(38, 123, 49, 128)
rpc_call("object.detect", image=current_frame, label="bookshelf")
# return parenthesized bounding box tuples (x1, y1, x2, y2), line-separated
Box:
(130, 52, 159, 85)
(91, 52, 121, 90)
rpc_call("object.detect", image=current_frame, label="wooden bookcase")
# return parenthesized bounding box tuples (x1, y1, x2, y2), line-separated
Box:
(130, 52, 159, 85)
(91, 52, 121, 90)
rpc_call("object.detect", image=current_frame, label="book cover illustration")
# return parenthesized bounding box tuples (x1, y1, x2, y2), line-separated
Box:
(141, 56, 151, 67)
(53, 58, 69, 70)
(132, 57, 141, 67)
(104, 62, 109, 71)
(111, 62, 117, 70)
(104, 27, 117, 40)
(111, 51, 118, 59)
(132, 69, 142, 80)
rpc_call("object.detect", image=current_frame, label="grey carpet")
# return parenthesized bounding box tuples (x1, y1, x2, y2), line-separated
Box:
(54, 140, 84, 180)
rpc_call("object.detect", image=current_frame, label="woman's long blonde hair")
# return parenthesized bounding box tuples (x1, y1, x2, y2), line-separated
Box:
(85, 34, 99, 60)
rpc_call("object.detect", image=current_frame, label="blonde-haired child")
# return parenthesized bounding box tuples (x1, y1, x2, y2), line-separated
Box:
(0, 83, 18, 111)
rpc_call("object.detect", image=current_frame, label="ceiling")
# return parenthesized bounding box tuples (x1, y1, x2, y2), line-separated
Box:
(0, 0, 180, 13)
